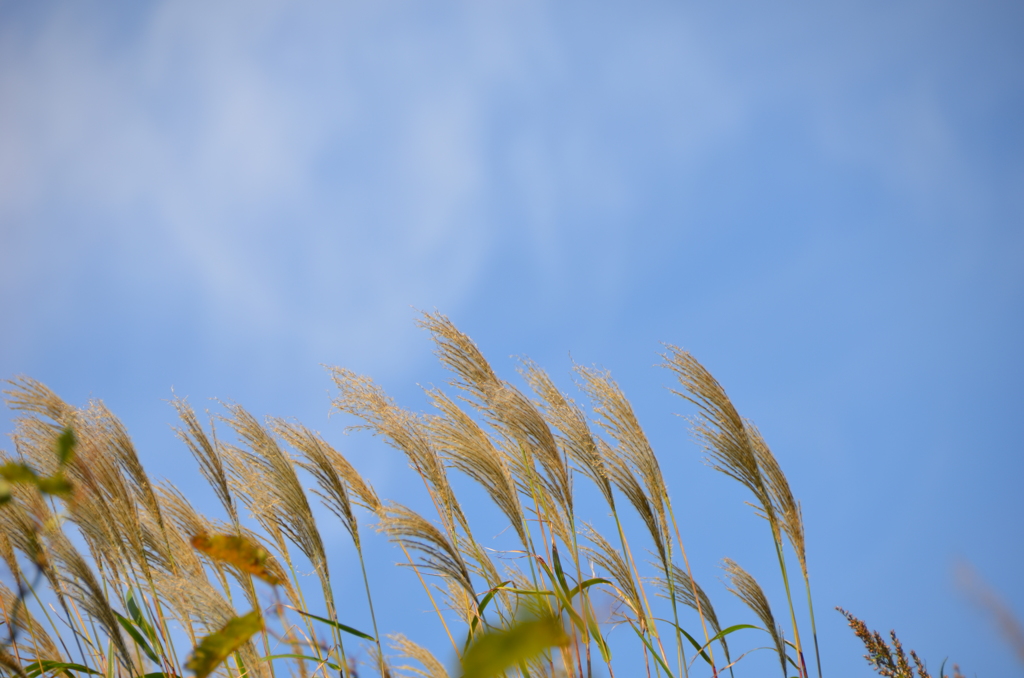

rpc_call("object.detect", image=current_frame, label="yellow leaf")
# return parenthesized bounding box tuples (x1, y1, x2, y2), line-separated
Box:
(190, 534, 282, 586)
(186, 610, 263, 678)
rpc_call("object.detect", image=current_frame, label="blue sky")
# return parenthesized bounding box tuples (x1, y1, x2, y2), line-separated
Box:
(2, 1, 1022, 676)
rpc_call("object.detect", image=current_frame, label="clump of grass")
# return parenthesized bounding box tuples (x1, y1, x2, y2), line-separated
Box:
(0, 312, 861, 678)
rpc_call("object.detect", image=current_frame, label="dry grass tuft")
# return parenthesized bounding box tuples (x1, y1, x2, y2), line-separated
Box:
(520, 360, 614, 510)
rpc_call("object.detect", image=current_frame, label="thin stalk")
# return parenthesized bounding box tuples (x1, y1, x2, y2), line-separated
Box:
(22, 565, 78, 665)
(397, 542, 458, 656)
(279, 546, 340, 672)
(518, 448, 561, 678)
(666, 499, 716, 673)
(131, 560, 182, 677)
(770, 534, 805, 678)
(568, 514, 596, 678)
(658, 546, 688, 678)
(354, 542, 386, 677)
(803, 575, 822, 678)
(611, 511, 670, 673)
(516, 445, 554, 602)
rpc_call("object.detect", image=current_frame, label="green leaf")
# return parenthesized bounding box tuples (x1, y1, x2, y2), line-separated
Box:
(56, 428, 76, 466)
(532, 559, 590, 642)
(291, 608, 375, 641)
(190, 535, 282, 586)
(677, 625, 712, 666)
(185, 610, 263, 678)
(465, 581, 512, 650)
(37, 474, 73, 497)
(460, 615, 570, 678)
(139, 673, 181, 678)
(127, 592, 159, 647)
(497, 587, 555, 597)
(476, 581, 510, 617)
(24, 661, 102, 678)
(0, 462, 38, 484)
(115, 613, 161, 664)
(584, 606, 612, 663)
(550, 545, 571, 595)
(699, 624, 758, 653)
(259, 655, 341, 671)
(566, 578, 611, 601)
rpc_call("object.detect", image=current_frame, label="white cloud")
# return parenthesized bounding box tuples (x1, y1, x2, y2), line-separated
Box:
(0, 1, 516, 367)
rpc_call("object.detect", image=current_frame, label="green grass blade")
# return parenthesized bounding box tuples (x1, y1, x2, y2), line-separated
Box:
(585, 606, 612, 663)
(631, 623, 674, 678)
(678, 626, 711, 666)
(566, 578, 611, 601)
(259, 655, 341, 671)
(292, 609, 375, 641)
(700, 624, 758, 652)
(115, 613, 161, 664)
(551, 545, 571, 595)
(465, 581, 513, 651)
(24, 662, 102, 678)
(126, 592, 159, 647)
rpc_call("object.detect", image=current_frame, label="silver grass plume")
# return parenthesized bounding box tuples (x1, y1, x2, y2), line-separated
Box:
(426, 389, 527, 550)
(418, 312, 573, 524)
(582, 525, 645, 630)
(747, 424, 806, 577)
(270, 420, 361, 548)
(520, 360, 615, 508)
(660, 349, 774, 531)
(171, 396, 239, 526)
(388, 634, 449, 678)
(377, 503, 475, 599)
(156, 484, 296, 609)
(721, 558, 787, 678)
(220, 404, 334, 612)
(652, 564, 732, 667)
(0, 580, 62, 663)
(576, 365, 671, 561)
(596, 438, 666, 566)
(7, 394, 145, 583)
(329, 367, 466, 537)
